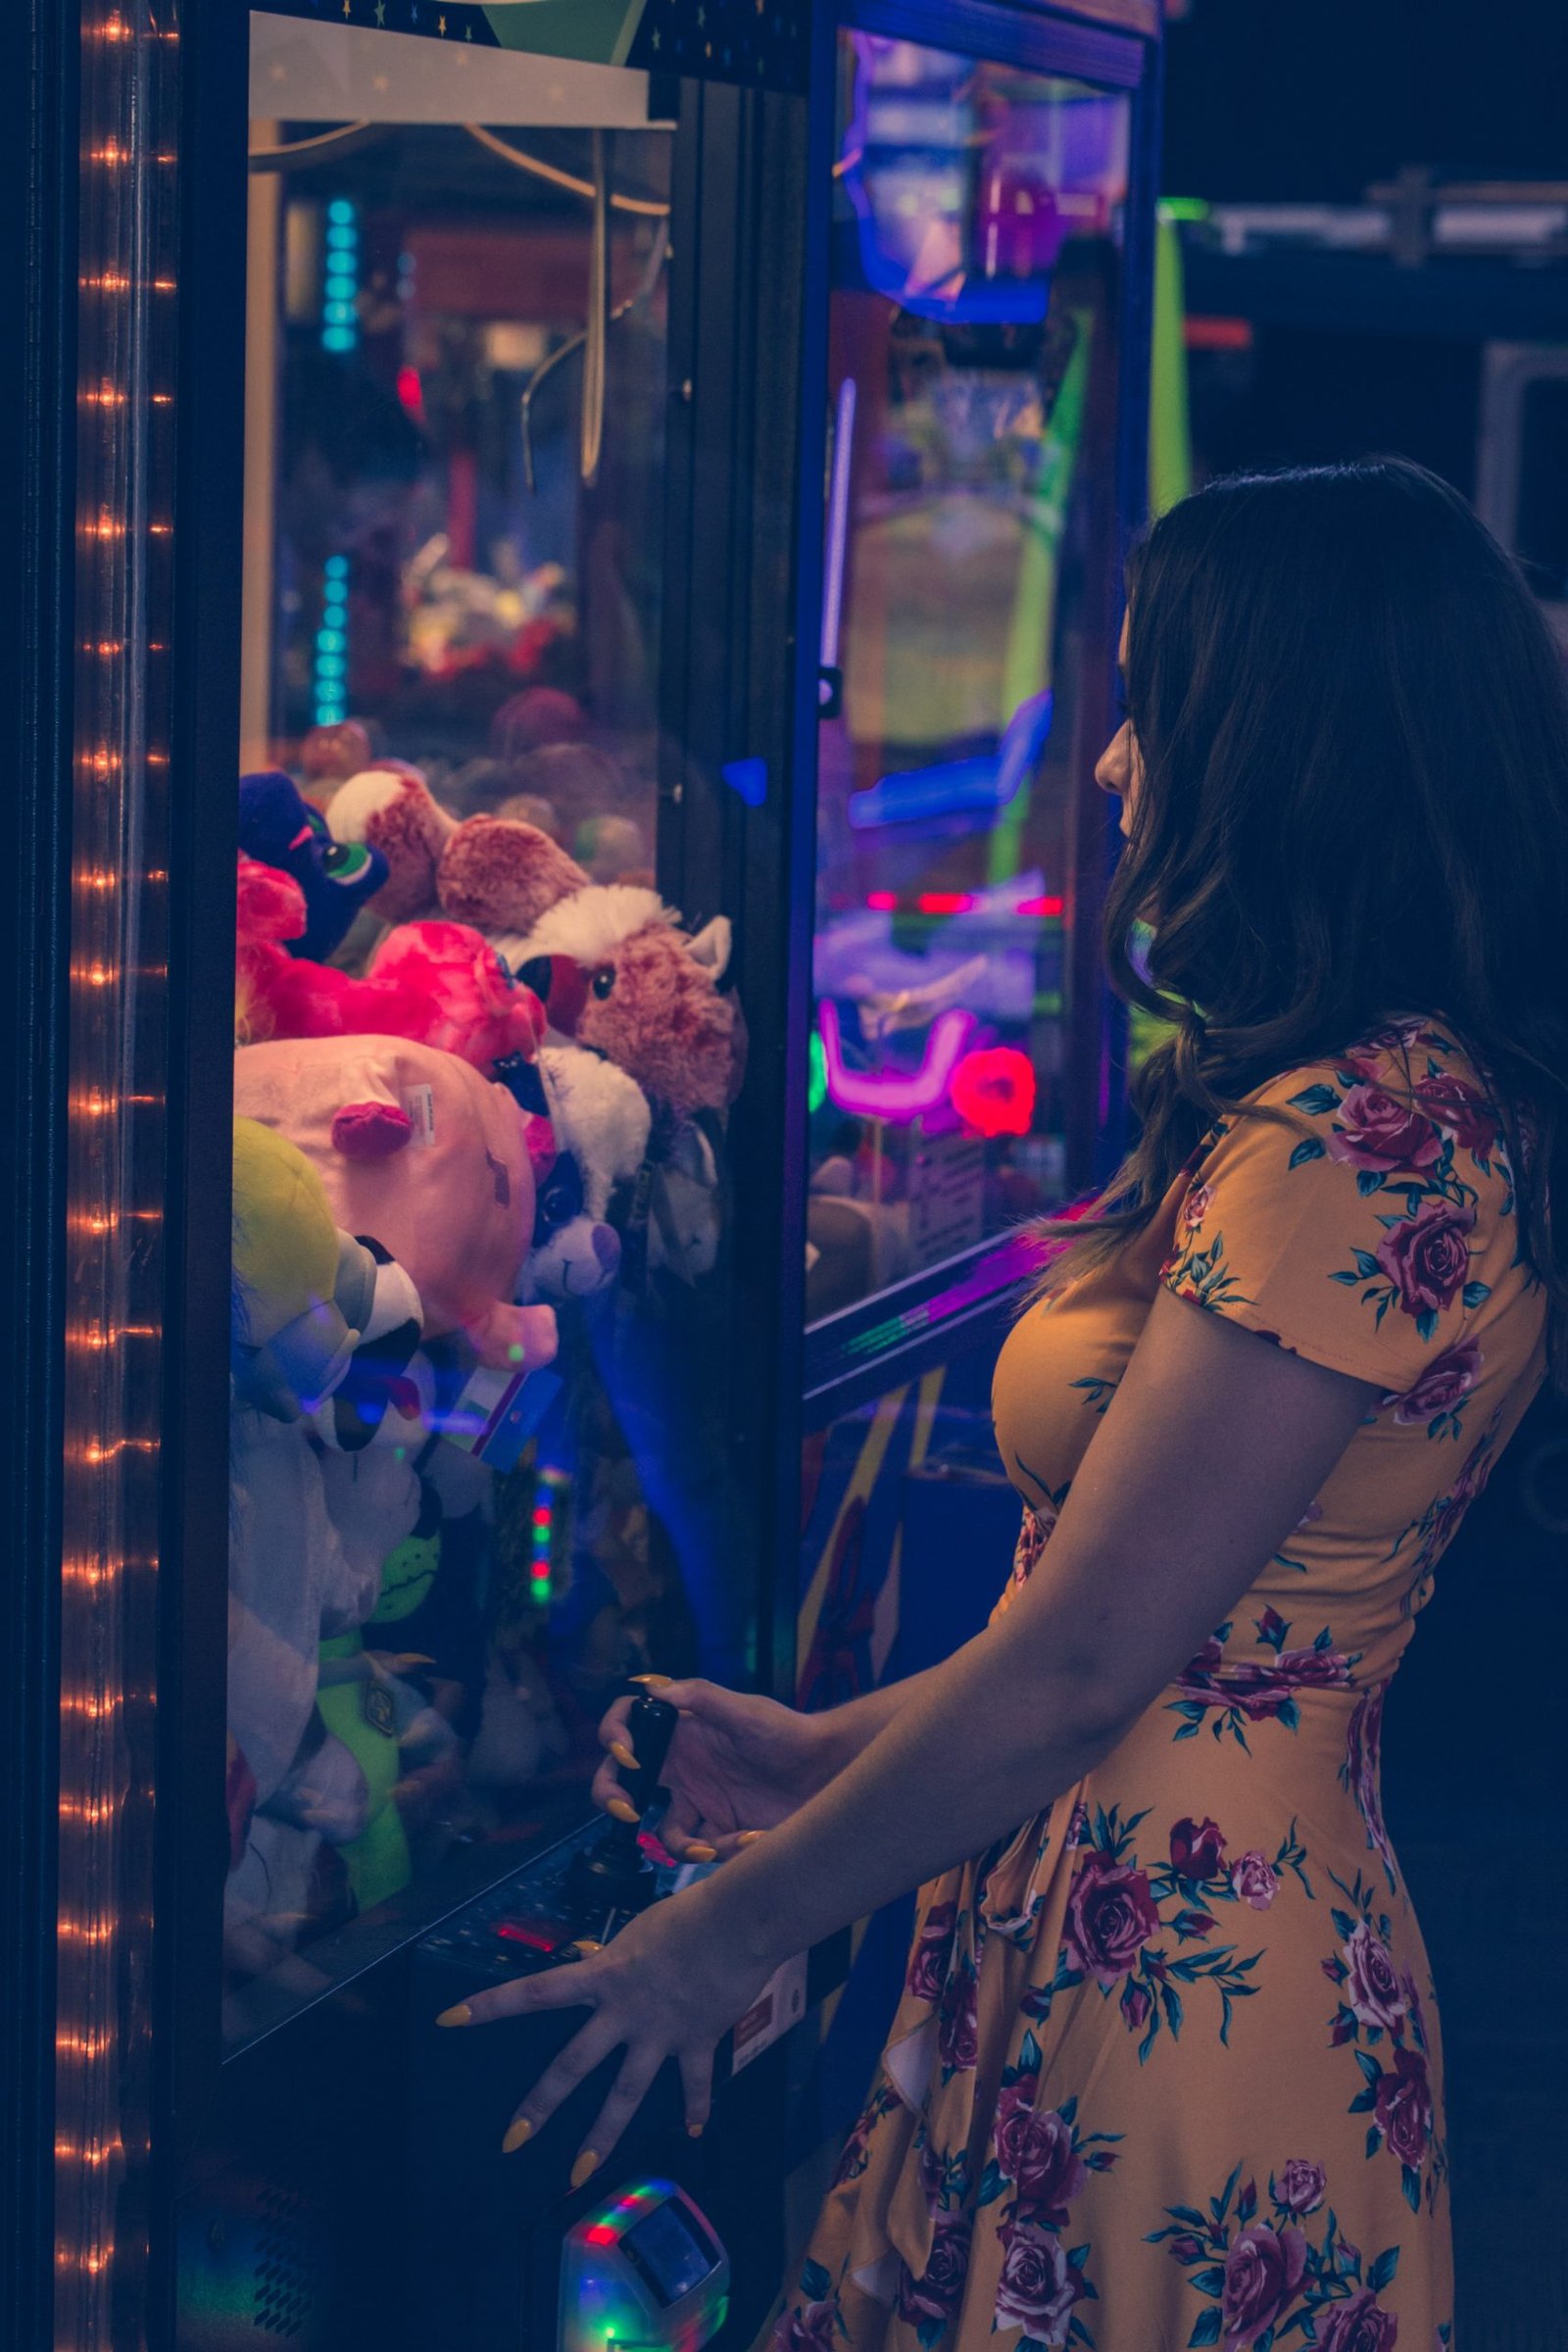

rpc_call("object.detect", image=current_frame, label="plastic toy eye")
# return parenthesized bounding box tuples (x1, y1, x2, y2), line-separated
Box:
(322, 841, 373, 885)
(590, 964, 615, 1001)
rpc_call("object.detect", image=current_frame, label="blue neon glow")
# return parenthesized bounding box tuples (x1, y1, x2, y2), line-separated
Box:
(721, 756, 768, 808)
(848, 689, 1054, 831)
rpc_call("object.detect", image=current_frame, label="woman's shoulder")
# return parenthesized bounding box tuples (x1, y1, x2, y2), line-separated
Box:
(1165, 1014, 1536, 1387)
(1239, 1014, 1514, 1203)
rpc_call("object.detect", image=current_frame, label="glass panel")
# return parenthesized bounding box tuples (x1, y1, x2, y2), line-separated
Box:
(227, 22, 745, 2045)
(808, 32, 1130, 1324)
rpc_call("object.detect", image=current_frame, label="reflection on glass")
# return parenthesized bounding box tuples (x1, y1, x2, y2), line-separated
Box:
(808, 33, 1130, 1323)
(226, 27, 746, 2044)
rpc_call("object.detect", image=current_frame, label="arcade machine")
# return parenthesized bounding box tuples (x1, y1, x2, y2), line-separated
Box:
(790, 3, 1160, 2183)
(8, 2, 1157, 2347)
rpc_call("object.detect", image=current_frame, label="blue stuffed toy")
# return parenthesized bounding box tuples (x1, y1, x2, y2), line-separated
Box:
(238, 769, 389, 959)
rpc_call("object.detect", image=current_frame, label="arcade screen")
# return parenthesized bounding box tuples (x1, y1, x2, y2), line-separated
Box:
(225, 16, 751, 2045)
(807, 32, 1131, 1324)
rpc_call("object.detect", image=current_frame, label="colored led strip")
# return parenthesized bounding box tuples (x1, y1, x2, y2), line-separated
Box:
(320, 194, 359, 354)
(314, 553, 350, 727)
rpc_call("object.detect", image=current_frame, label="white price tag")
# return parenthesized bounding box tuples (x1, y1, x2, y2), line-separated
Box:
(730, 1951, 808, 2075)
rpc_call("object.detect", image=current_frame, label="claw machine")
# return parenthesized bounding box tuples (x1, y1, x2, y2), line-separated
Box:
(15, 3, 826, 2345)
(791, 0, 1160, 2184)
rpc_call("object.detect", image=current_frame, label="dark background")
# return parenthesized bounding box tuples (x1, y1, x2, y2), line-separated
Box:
(1164, 0, 1568, 200)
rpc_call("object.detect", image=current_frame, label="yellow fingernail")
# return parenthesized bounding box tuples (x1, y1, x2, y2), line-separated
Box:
(606, 1797, 640, 1826)
(687, 2123, 705, 2139)
(630, 1673, 671, 1687)
(737, 1831, 764, 1846)
(435, 2003, 472, 2028)
(569, 2149, 600, 2190)
(610, 1740, 638, 1771)
(502, 2119, 532, 2155)
(570, 1938, 603, 1956)
(684, 1841, 717, 1864)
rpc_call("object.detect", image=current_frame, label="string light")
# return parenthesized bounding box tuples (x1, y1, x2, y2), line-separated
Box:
(57, 6, 176, 2333)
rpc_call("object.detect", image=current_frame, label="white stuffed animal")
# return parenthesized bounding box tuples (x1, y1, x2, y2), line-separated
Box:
(525, 1043, 651, 1300)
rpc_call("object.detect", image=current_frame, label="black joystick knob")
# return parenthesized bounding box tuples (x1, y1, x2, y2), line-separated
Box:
(565, 1693, 679, 1932)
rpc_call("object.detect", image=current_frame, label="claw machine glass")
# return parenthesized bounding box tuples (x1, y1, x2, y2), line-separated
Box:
(25, 3, 816, 2345)
(792, 0, 1159, 2190)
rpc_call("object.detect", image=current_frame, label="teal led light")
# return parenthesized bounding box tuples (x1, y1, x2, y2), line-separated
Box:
(314, 556, 352, 725)
(319, 198, 360, 353)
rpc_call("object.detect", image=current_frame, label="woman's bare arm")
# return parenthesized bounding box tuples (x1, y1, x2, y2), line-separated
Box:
(459, 1288, 1379, 2161)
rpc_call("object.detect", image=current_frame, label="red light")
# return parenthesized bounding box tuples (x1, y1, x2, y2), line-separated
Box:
(494, 1920, 560, 1950)
(915, 892, 972, 915)
(1184, 316, 1253, 352)
(396, 365, 424, 414)
(584, 2223, 618, 2248)
(951, 1045, 1038, 1139)
(865, 890, 898, 912)
(1014, 895, 1065, 918)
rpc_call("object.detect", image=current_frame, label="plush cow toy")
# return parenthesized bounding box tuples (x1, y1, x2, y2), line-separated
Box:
(327, 770, 744, 1119)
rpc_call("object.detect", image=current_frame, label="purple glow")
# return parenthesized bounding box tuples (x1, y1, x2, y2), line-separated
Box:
(821, 376, 857, 670)
(818, 998, 975, 1122)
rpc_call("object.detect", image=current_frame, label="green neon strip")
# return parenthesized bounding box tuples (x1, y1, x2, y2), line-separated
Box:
(1149, 204, 1194, 521)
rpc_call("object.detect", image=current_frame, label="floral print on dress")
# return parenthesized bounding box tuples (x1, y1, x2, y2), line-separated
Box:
(1148, 2162, 1406, 2350)
(1021, 1803, 1273, 2062)
(976, 2039, 1119, 2349)
(1168, 1612, 1361, 1751)
(1386, 1404, 1504, 1617)
(1322, 1872, 1448, 2217)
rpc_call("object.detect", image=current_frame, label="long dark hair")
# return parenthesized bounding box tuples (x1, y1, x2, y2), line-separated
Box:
(1049, 458, 1568, 1370)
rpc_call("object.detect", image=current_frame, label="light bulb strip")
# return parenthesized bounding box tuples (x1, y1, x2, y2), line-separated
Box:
(55, 6, 179, 2341)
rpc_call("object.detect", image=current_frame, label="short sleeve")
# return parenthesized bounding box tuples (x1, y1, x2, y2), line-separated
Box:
(1158, 1046, 1503, 1393)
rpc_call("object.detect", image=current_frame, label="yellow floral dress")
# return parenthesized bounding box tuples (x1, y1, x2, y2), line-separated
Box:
(776, 1021, 1546, 2352)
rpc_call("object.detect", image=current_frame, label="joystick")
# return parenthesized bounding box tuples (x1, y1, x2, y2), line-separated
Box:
(564, 1691, 679, 1938)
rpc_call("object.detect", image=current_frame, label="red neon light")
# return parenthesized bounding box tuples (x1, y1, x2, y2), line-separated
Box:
(915, 892, 972, 915)
(396, 365, 424, 414)
(583, 2223, 619, 2247)
(494, 1920, 559, 1950)
(1014, 895, 1065, 918)
(1184, 316, 1252, 352)
(951, 1045, 1038, 1139)
(865, 890, 898, 911)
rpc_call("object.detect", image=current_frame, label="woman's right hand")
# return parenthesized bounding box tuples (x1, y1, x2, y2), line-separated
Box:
(591, 1680, 836, 1861)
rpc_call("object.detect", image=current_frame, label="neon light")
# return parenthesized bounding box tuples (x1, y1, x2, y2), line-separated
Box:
(864, 890, 897, 912)
(721, 756, 767, 808)
(817, 999, 974, 1123)
(951, 1046, 1037, 1138)
(314, 556, 351, 726)
(320, 198, 359, 354)
(821, 377, 857, 669)
(808, 1027, 827, 1116)
(848, 690, 1054, 830)
(916, 892, 972, 915)
(396, 365, 424, 414)
(1015, 894, 1064, 918)
(583, 2224, 618, 2248)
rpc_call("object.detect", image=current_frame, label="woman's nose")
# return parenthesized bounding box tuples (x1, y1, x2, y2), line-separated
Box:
(1095, 721, 1133, 798)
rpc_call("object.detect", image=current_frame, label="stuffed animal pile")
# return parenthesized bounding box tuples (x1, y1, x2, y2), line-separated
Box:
(225, 747, 740, 1977)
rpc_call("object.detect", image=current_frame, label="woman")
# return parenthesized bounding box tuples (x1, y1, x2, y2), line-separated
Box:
(441, 461, 1568, 2347)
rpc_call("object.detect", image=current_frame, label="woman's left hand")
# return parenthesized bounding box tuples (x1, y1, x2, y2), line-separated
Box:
(438, 1887, 775, 2177)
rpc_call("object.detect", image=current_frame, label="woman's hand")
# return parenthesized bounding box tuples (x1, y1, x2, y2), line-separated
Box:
(592, 1678, 835, 1861)
(440, 1882, 776, 2176)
